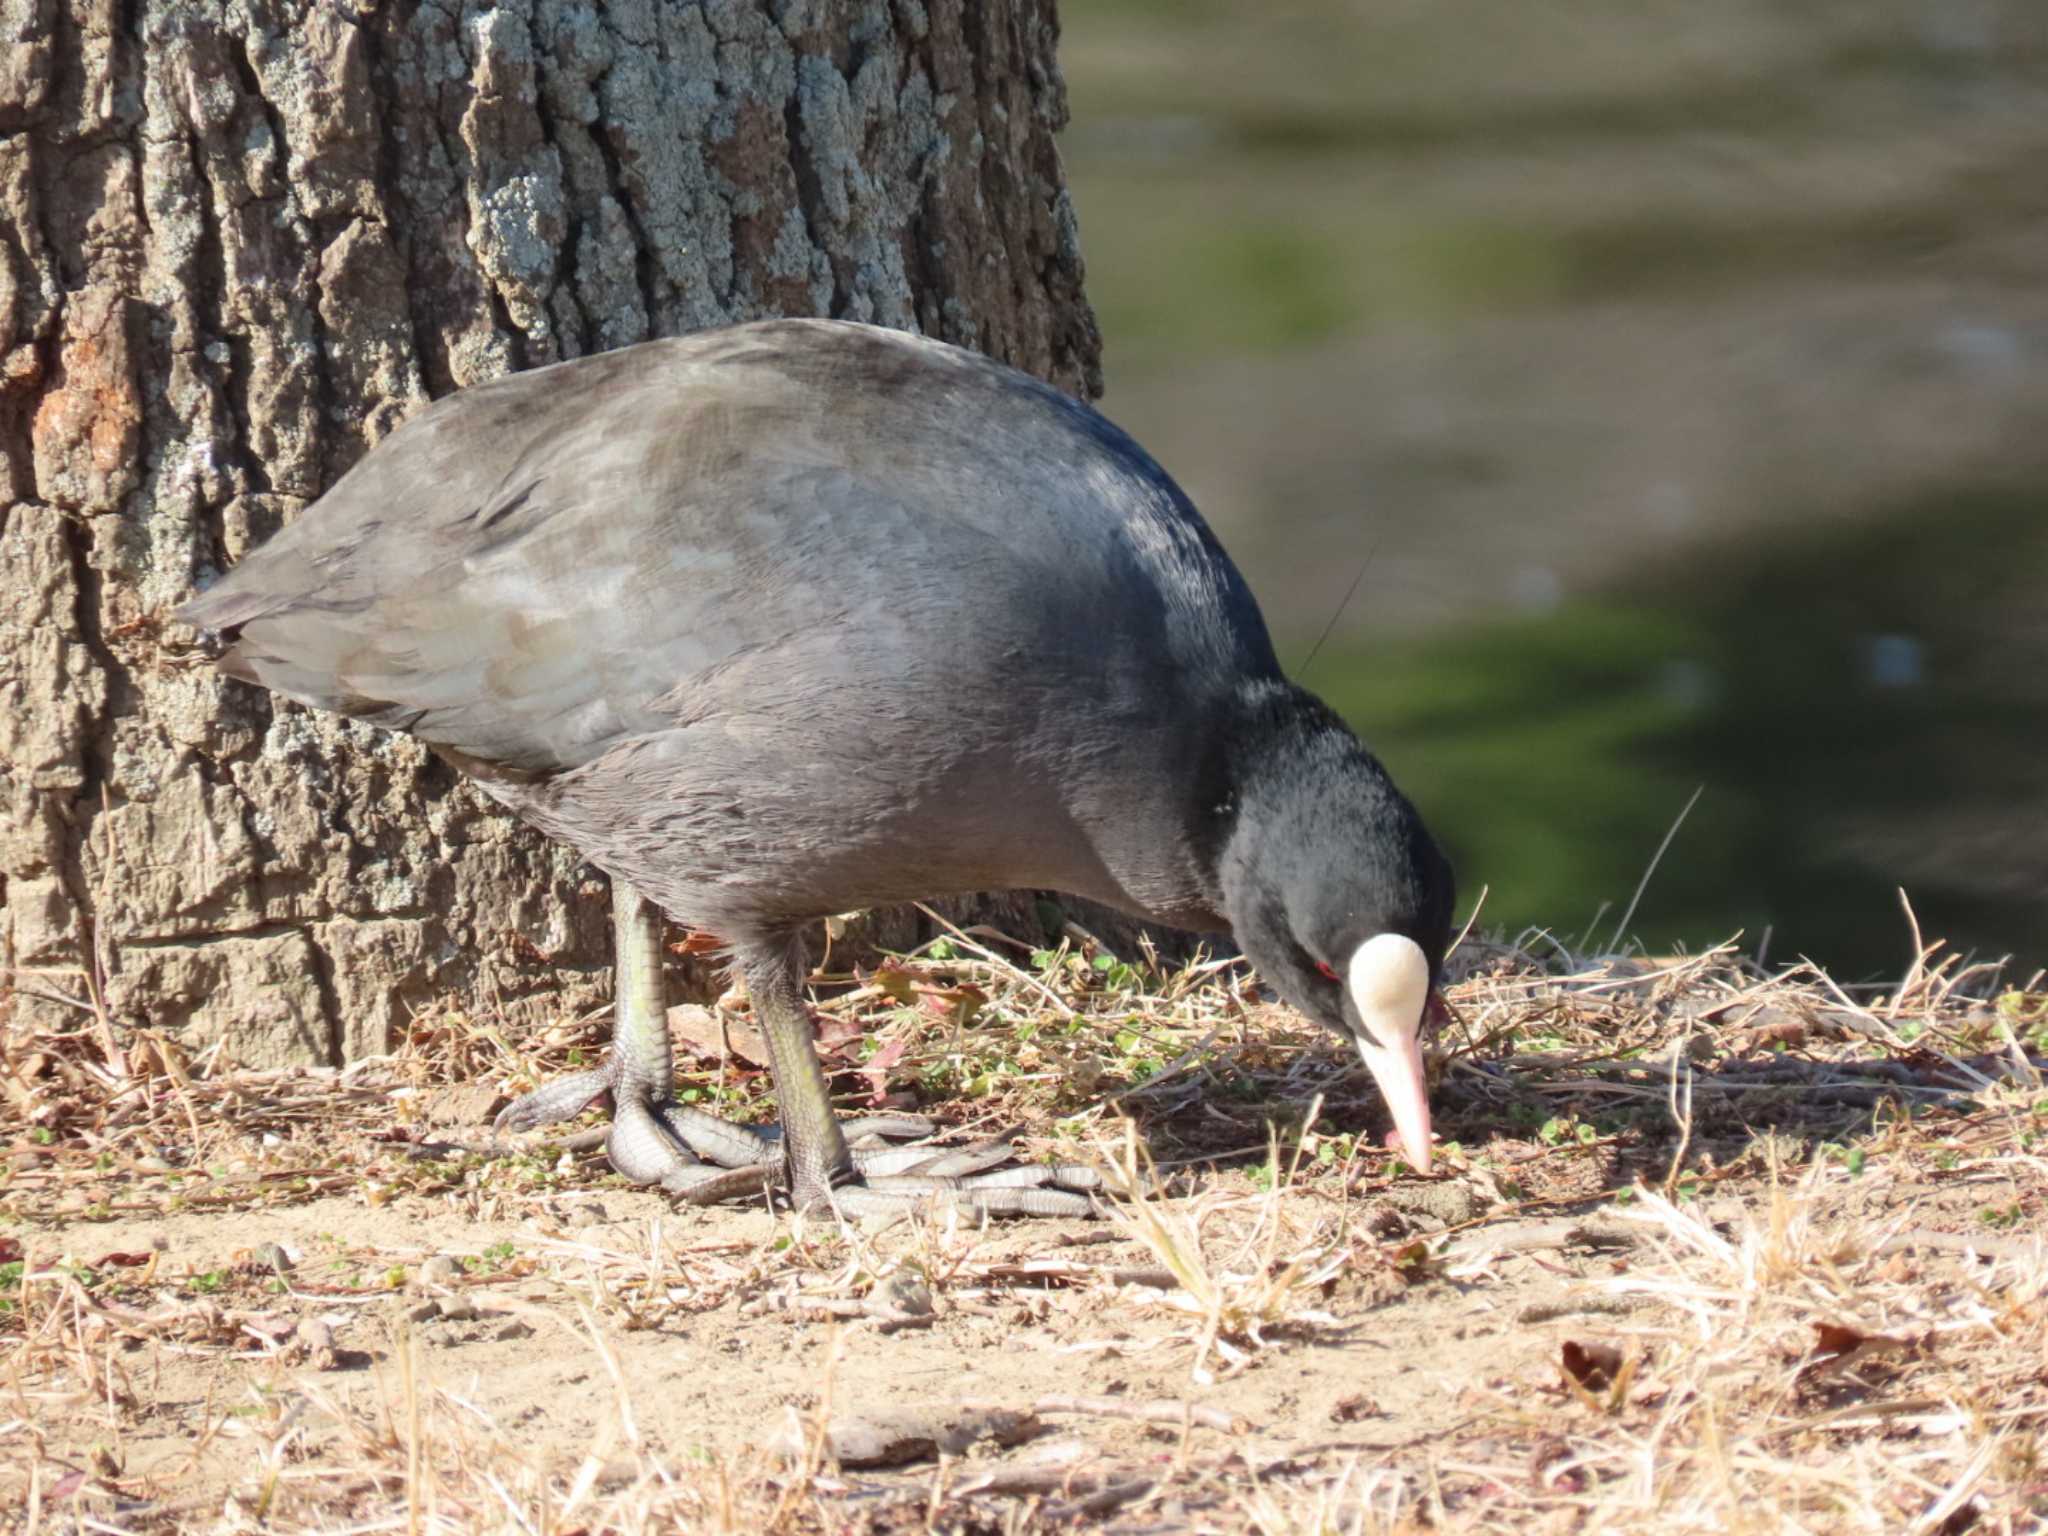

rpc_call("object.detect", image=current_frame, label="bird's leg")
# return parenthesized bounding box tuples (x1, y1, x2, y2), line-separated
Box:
(495, 885, 938, 1202)
(739, 933, 1100, 1220)
(492, 882, 773, 1202)
(499, 898, 1097, 1216)
(737, 931, 857, 1207)
(601, 884, 778, 1200)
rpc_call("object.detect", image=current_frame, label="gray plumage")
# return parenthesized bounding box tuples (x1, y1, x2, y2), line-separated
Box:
(183, 318, 1453, 1215)
(195, 321, 1264, 933)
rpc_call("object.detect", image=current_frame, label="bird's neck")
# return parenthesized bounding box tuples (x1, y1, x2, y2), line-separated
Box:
(1209, 678, 1390, 924)
(1059, 680, 1376, 938)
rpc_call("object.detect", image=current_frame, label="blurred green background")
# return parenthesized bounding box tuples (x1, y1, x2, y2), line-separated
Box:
(1058, 0, 2048, 978)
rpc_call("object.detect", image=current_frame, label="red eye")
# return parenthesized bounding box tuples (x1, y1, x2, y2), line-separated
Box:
(1315, 960, 1339, 982)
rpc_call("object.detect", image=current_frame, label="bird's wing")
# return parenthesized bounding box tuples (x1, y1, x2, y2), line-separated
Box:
(179, 326, 1277, 776)
(185, 471, 976, 775)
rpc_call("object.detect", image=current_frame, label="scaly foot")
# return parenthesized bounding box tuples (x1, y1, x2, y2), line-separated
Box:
(493, 1063, 1100, 1215)
(508, 887, 1098, 1216)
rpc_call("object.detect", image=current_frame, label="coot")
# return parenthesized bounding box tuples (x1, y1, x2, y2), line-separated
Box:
(180, 319, 1455, 1216)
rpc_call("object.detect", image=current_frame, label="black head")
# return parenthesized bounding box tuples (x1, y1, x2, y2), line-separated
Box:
(1217, 690, 1455, 1167)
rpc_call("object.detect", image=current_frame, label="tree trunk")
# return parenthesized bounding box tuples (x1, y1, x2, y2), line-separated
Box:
(1, 0, 1100, 1065)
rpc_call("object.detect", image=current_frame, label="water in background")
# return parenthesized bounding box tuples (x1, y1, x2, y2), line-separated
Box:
(1062, 0, 2048, 979)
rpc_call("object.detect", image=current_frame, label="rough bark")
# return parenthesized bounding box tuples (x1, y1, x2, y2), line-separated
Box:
(1, 0, 1100, 1064)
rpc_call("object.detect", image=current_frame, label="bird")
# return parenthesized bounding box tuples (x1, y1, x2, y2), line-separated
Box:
(177, 318, 1456, 1218)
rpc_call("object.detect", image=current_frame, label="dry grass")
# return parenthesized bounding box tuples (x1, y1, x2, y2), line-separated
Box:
(4, 913, 2046, 1533)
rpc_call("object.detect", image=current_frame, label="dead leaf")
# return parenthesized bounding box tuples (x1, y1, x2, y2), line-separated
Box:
(1811, 1321, 1868, 1361)
(1561, 1340, 1624, 1391)
(1390, 1239, 1435, 1279)
(667, 1004, 771, 1070)
(423, 1082, 507, 1127)
(1873, 1252, 1916, 1285)
(920, 983, 987, 1026)
(860, 1036, 909, 1105)
(814, 1012, 866, 1055)
(1929, 1500, 1983, 1536)
(871, 962, 919, 1006)
(1730, 1006, 1810, 1053)
(1329, 1394, 1381, 1424)
(1802, 1319, 1916, 1380)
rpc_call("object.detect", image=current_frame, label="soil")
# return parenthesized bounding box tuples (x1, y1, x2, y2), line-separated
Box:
(14, 1136, 2030, 1512)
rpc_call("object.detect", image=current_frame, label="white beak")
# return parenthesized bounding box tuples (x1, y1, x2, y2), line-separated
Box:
(1347, 934, 1434, 1174)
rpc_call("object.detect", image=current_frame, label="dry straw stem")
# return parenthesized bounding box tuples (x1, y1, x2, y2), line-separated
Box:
(1095, 1109, 1350, 1386)
(4, 907, 2046, 1531)
(1575, 1162, 2048, 1534)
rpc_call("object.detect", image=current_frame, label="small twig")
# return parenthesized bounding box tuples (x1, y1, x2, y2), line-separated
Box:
(1447, 883, 1488, 960)
(1609, 783, 1704, 952)
(1032, 1394, 1246, 1434)
(1048, 1477, 1157, 1521)
(1661, 1046, 1695, 1203)
(954, 1462, 1119, 1498)
(571, 1300, 642, 1447)
(751, 1295, 936, 1331)
(1874, 1228, 2046, 1263)
(1890, 887, 1942, 1019)
(1295, 541, 1378, 680)
(913, 903, 1078, 1021)
(1107, 1028, 1220, 1106)
(3, 984, 101, 1016)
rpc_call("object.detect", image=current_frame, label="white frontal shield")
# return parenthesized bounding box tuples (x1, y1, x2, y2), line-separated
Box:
(1346, 933, 1434, 1174)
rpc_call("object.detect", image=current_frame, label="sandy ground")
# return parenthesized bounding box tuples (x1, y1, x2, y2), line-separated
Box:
(7, 943, 2046, 1530)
